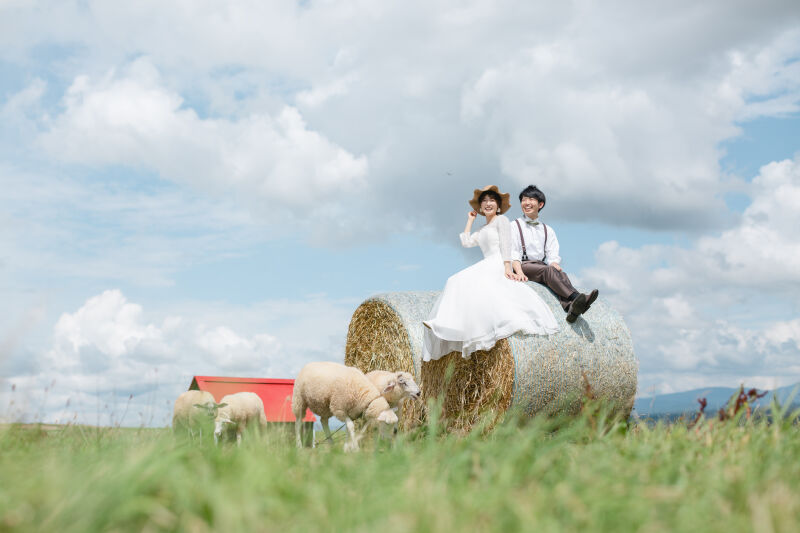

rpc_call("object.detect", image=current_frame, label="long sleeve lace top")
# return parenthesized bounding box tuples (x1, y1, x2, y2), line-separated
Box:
(459, 214, 512, 262)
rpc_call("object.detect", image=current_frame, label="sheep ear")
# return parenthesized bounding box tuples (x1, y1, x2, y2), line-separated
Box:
(382, 380, 396, 393)
(216, 402, 228, 409)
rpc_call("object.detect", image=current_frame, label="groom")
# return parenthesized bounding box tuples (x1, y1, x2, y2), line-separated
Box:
(510, 185, 599, 323)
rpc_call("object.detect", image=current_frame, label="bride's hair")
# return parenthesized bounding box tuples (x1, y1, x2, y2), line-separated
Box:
(478, 190, 502, 211)
(519, 185, 546, 210)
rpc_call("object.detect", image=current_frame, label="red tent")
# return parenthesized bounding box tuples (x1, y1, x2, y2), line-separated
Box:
(189, 376, 315, 422)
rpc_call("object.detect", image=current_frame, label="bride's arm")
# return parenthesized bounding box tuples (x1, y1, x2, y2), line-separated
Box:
(498, 216, 524, 281)
(460, 211, 480, 247)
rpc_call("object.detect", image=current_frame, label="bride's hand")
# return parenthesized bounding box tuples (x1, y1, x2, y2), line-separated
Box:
(468, 211, 477, 220)
(505, 267, 518, 281)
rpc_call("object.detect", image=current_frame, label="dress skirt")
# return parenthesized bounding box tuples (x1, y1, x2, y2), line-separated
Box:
(422, 252, 559, 361)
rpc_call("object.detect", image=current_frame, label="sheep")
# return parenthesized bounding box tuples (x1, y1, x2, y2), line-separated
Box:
(172, 390, 218, 440)
(365, 370, 422, 410)
(213, 392, 267, 446)
(292, 362, 399, 452)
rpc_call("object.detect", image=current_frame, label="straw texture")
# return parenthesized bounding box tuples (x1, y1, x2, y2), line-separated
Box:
(344, 285, 637, 430)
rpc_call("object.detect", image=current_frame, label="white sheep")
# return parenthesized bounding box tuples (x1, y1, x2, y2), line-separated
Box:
(172, 390, 218, 440)
(365, 370, 422, 409)
(213, 392, 267, 446)
(292, 362, 399, 452)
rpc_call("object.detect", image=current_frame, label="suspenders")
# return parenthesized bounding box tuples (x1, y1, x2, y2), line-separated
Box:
(515, 219, 548, 262)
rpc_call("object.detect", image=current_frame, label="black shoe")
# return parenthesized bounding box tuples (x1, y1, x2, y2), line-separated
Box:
(566, 293, 587, 323)
(584, 289, 599, 311)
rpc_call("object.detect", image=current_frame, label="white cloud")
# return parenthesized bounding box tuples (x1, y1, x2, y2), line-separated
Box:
(0, 1, 796, 240)
(296, 73, 358, 109)
(580, 157, 800, 394)
(50, 290, 162, 360)
(38, 58, 368, 213)
(1, 1, 800, 404)
(695, 158, 800, 285)
(1, 289, 354, 426)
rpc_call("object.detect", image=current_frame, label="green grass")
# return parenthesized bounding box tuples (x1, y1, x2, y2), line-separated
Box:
(2, 403, 800, 532)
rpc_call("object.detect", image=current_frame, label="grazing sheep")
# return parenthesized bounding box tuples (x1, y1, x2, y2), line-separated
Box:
(366, 370, 422, 409)
(172, 390, 218, 439)
(292, 362, 399, 452)
(213, 392, 267, 446)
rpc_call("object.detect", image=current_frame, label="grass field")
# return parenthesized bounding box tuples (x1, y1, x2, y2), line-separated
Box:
(2, 399, 800, 532)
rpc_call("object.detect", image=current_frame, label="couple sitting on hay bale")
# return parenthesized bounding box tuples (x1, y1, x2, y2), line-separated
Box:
(423, 184, 600, 362)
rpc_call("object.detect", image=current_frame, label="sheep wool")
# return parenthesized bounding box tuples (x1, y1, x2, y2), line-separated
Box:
(293, 362, 398, 451)
(214, 392, 267, 446)
(172, 390, 216, 439)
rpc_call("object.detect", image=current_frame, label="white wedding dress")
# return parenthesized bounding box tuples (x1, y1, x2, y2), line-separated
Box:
(422, 214, 559, 361)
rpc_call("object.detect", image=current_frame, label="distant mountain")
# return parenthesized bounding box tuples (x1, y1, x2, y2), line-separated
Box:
(633, 383, 800, 418)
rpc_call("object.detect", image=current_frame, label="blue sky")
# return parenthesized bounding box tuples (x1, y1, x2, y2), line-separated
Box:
(1, 1, 800, 426)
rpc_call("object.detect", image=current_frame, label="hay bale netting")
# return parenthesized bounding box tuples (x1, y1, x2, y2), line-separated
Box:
(345, 285, 638, 430)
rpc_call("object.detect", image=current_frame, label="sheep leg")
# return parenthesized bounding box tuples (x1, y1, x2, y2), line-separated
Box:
(236, 430, 242, 447)
(321, 417, 334, 443)
(343, 417, 358, 452)
(295, 419, 304, 448)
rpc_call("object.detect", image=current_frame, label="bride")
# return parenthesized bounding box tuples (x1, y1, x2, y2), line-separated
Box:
(422, 185, 559, 361)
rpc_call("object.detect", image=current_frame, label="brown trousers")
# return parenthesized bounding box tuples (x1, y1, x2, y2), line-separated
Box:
(520, 260, 578, 311)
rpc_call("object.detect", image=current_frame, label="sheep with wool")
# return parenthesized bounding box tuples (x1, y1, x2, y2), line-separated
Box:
(172, 390, 217, 439)
(293, 361, 399, 451)
(213, 392, 267, 446)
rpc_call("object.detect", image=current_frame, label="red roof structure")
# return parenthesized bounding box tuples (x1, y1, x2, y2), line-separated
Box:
(189, 376, 315, 423)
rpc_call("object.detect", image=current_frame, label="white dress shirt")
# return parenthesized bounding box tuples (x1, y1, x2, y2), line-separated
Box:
(509, 216, 562, 265)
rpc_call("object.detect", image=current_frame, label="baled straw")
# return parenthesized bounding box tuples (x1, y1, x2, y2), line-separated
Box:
(344, 293, 438, 428)
(420, 339, 514, 432)
(344, 285, 637, 431)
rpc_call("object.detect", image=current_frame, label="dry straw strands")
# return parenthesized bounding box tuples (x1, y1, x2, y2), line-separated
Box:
(420, 341, 515, 432)
(345, 293, 436, 429)
(345, 285, 638, 431)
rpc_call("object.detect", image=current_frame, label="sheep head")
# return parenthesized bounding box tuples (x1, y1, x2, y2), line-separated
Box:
(394, 372, 421, 401)
(194, 401, 226, 419)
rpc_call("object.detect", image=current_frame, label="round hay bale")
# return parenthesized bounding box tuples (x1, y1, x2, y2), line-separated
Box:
(345, 292, 437, 429)
(345, 285, 638, 430)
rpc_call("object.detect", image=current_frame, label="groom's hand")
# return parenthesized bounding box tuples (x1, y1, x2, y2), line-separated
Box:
(550, 262, 562, 271)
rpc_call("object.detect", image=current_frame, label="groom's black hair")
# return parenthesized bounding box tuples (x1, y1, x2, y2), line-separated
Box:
(478, 189, 503, 207)
(519, 185, 546, 210)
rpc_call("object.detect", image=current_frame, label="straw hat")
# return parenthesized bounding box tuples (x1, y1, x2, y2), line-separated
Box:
(469, 185, 511, 215)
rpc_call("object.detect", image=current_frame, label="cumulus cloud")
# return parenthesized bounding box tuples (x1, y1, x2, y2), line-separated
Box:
(0, 1, 796, 241)
(38, 58, 368, 214)
(2, 1, 800, 403)
(580, 157, 800, 394)
(2, 289, 353, 426)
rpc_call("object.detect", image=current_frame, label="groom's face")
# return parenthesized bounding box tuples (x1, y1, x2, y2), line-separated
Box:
(520, 196, 544, 219)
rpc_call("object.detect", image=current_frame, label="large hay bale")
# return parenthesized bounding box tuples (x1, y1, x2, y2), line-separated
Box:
(344, 292, 437, 428)
(345, 284, 638, 430)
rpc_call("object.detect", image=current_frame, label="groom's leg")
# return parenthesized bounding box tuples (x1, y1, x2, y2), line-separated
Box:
(521, 261, 579, 311)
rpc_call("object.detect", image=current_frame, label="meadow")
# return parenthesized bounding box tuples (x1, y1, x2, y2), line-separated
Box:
(2, 398, 800, 532)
